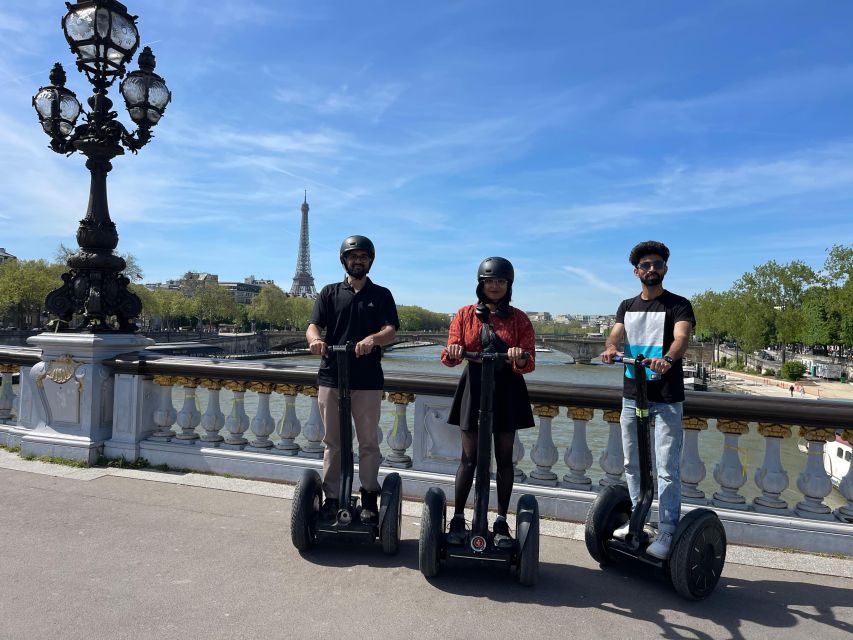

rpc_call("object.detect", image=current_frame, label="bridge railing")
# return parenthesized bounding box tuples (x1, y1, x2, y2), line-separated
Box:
(1, 345, 851, 555)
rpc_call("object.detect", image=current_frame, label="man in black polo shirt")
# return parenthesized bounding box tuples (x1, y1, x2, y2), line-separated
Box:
(306, 235, 399, 523)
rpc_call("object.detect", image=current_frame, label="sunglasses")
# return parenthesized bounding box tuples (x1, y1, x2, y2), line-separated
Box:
(637, 260, 666, 271)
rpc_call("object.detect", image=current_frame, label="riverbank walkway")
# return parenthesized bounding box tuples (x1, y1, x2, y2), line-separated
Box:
(713, 370, 853, 401)
(1, 450, 850, 640)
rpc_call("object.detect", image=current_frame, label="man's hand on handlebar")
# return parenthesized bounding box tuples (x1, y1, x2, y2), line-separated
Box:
(309, 339, 326, 356)
(644, 357, 671, 374)
(600, 344, 622, 364)
(355, 335, 376, 357)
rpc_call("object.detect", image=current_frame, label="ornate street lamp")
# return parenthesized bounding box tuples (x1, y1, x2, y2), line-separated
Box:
(32, 0, 170, 332)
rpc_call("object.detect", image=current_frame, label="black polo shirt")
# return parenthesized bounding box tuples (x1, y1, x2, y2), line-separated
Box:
(309, 277, 399, 389)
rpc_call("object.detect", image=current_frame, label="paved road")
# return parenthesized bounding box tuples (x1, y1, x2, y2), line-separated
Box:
(0, 461, 850, 640)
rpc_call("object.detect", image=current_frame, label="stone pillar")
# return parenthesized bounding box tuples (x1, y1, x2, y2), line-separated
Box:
(0, 364, 19, 423)
(598, 409, 624, 487)
(247, 382, 275, 450)
(22, 333, 153, 464)
(712, 419, 749, 510)
(273, 383, 301, 455)
(198, 380, 225, 444)
(221, 380, 249, 449)
(753, 422, 792, 514)
(385, 392, 414, 469)
(299, 386, 325, 459)
(835, 428, 853, 523)
(563, 407, 593, 490)
(529, 404, 559, 486)
(150, 375, 178, 442)
(512, 430, 526, 482)
(681, 417, 709, 502)
(795, 427, 836, 520)
(104, 373, 158, 461)
(174, 377, 201, 443)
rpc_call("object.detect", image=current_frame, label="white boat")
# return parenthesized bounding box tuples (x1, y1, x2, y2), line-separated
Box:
(535, 346, 554, 353)
(798, 433, 852, 488)
(683, 365, 707, 391)
(825, 435, 852, 488)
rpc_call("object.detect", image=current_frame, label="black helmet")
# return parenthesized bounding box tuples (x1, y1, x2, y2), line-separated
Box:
(339, 235, 375, 264)
(477, 257, 514, 283)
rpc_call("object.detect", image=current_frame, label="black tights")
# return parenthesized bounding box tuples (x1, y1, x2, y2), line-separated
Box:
(454, 430, 516, 517)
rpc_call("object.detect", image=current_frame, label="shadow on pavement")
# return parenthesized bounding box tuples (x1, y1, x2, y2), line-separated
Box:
(423, 560, 852, 640)
(295, 539, 420, 571)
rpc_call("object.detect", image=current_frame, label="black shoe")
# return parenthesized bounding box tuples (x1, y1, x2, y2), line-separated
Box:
(447, 514, 467, 544)
(360, 488, 380, 524)
(492, 518, 513, 549)
(320, 498, 339, 520)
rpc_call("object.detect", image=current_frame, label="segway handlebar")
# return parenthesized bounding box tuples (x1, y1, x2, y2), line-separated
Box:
(461, 351, 531, 362)
(612, 355, 678, 366)
(321, 342, 381, 354)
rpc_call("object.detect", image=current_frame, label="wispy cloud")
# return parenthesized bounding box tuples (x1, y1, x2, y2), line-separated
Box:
(563, 266, 629, 297)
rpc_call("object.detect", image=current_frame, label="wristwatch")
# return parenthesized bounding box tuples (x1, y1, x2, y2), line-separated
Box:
(663, 355, 674, 364)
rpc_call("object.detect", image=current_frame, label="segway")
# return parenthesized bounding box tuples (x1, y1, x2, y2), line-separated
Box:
(418, 351, 539, 585)
(290, 342, 403, 554)
(585, 355, 726, 600)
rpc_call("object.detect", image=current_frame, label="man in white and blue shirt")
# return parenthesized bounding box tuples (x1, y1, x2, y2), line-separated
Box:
(600, 240, 695, 559)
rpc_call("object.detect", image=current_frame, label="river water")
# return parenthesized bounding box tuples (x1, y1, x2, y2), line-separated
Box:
(7, 344, 844, 508)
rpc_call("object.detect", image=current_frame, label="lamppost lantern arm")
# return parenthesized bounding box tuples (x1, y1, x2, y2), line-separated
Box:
(34, 0, 170, 333)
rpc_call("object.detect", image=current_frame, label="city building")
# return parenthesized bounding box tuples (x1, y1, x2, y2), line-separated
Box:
(0, 248, 16, 265)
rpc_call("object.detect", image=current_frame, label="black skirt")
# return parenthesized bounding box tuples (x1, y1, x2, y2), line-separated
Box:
(447, 362, 535, 433)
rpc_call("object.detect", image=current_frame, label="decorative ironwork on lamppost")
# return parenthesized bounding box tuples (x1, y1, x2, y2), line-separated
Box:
(32, 0, 171, 332)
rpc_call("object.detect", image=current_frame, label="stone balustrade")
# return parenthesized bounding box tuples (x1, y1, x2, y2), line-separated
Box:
(1, 345, 852, 555)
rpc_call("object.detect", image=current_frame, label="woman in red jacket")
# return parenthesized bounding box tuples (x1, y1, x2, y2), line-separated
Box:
(441, 257, 535, 548)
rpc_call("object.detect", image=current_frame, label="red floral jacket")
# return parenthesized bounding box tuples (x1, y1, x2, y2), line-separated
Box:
(441, 304, 536, 374)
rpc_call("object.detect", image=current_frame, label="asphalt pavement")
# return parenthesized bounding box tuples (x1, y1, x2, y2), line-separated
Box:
(0, 452, 850, 640)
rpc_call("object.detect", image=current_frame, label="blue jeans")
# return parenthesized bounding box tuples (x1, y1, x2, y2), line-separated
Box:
(620, 398, 683, 534)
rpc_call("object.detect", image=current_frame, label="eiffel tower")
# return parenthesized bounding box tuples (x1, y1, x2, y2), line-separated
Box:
(290, 191, 317, 297)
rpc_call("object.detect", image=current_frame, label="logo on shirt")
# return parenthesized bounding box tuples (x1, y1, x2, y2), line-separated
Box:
(367, 302, 375, 307)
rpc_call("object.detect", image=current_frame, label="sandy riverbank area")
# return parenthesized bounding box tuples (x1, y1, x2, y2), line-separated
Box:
(713, 369, 853, 401)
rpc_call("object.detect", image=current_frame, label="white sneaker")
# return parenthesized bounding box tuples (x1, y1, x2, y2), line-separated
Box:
(646, 532, 673, 559)
(612, 521, 630, 540)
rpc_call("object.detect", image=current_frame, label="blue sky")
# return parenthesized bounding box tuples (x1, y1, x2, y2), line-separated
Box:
(2, 1, 852, 314)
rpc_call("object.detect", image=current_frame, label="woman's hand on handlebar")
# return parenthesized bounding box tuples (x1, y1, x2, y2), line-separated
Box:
(308, 339, 326, 356)
(445, 343, 464, 361)
(507, 346, 526, 365)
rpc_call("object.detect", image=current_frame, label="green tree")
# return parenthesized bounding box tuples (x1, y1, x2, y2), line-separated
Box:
(0, 259, 65, 328)
(193, 283, 238, 330)
(248, 284, 290, 328)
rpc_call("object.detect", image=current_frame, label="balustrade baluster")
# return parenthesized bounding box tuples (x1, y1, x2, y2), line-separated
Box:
(299, 386, 325, 459)
(385, 392, 414, 469)
(247, 383, 276, 449)
(0, 365, 19, 423)
(529, 404, 559, 486)
(598, 409, 624, 487)
(174, 377, 201, 443)
(198, 380, 225, 444)
(753, 423, 791, 514)
(712, 419, 749, 509)
(512, 430, 526, 482)
(834, 428, 853, 523)
(795, 427, 836, 520)
(150, 376, 177, 441)
(221, 381, 249, 449)
(681, 417, 709, 502)
(274, 384, 302, 456)
(563, 407, 593, 490)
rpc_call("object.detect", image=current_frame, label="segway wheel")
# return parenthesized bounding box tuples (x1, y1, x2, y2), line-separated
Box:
(379, 472, 403, 555)
(584, 484, 631, 565)
(669, 511, 727, 601)
(515, 494, 540, 586)
(418, 487, 446, 577)
(290, 469, 322, 551)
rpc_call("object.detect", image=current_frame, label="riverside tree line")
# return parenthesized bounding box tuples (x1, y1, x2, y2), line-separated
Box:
(690, 244, 853, 358)
(0, 253, 450, 333)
